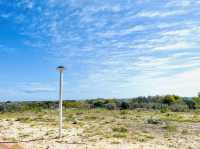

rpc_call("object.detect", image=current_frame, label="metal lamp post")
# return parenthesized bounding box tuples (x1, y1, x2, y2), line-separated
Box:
(57, 66, 65, 138)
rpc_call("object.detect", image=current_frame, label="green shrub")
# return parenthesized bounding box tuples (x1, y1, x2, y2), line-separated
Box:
(120, 101, 129, 110)
(120, 110, 129, 115)
(63, 101, 83, 108)
(163, 124, 177, 132)
(169, 102, 189, 112)
(160, 107, 169, 113)
(147, 117, 162, 125)
(162, 95, 180, 105)
(113, 133, 127, 138)
(184, 99, 196, 109)
(92, 100, 105, 108)
(192, 98, 200, 108)
(105, 103, 117, 110)
(112, 127, 128, 133)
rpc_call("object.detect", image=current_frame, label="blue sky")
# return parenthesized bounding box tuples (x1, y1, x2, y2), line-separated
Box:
(0, 0, 200, 100)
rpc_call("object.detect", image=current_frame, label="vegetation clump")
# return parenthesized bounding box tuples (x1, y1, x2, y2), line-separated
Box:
(163, 123, 177, 132)
(112, 127, 128, 133)
(147, 117, 163, 125)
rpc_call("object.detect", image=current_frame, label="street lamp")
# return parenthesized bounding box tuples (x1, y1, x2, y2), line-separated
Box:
(57, 66, 65, 138)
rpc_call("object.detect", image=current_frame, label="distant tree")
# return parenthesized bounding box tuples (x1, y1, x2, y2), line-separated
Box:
(120, 101, 129, 110)
(162, 95, 180, 105)
(192, 97, 200, 109)
(0, 104, 5, 112)
(105, 102, 117, 110)
(183, 99, 196, 109)
(198, 92, 200, 98)
(93, 100, 105, 108)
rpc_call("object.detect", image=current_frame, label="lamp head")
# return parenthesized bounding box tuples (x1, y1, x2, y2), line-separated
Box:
(57, 66, 65, 72)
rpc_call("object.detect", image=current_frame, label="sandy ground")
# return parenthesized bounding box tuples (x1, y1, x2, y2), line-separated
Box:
(0, 119, 200, 149)
(1, 109, 200, 149)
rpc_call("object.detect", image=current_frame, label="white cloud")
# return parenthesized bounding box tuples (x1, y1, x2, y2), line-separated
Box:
(153, 42, 191, 51)
(136, 10, 187, 18)
(166, 0, 194, 8)
(87, 4, 122, 13)
(97, 25, 146, 37)
(16, 0, 35, 9)
(161, 29, 191, 36)
(147, 68, 200, 96)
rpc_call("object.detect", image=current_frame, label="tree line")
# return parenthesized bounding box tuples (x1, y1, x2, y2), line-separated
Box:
(1, 94, 200, 112)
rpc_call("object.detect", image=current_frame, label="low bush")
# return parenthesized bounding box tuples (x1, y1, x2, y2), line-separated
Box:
(147, 117, 163, 125)
(120, 101, 130, 110)
(169, 102, 189, 112)
(163, 124, 177, 132)
(112, 127, 128, 133)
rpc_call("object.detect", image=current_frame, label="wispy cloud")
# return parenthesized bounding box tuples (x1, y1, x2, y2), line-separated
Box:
(135, 10, 187, 18)
(97, 25, 146, 37)
(153, 42, 192, 51)
(0, 0, 200, 98)
(166, 0, 192, 8)
(23, 87, 55, 94)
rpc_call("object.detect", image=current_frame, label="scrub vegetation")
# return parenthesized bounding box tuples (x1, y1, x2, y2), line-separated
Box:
(1, 94, 200, 113)
(0, 94, 200, 149)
